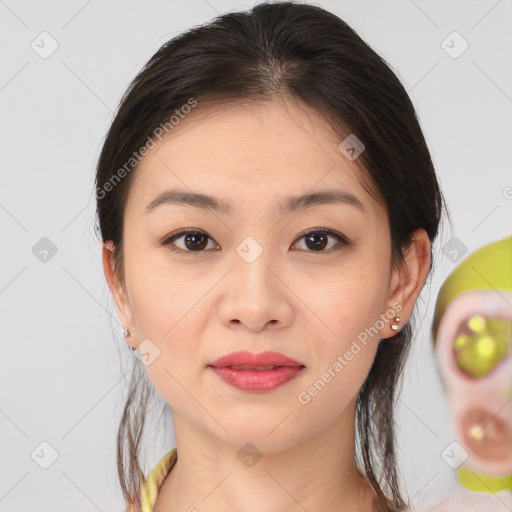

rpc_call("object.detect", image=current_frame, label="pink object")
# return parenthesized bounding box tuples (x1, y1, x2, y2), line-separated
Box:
(435, 290, 512, 476)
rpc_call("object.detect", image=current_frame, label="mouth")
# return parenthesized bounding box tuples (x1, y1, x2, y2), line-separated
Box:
(208, 350, 305, 368)
(207, 364, 305, 391)
(206, 350, 306, 391)
(208, 364, 303, 370)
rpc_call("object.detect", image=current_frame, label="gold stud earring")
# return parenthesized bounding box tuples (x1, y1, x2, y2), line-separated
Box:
(390, 317, 401, 332)
(123, 328, 135, 351)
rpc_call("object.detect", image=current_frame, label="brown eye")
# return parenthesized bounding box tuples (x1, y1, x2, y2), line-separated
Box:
(452, 315, 512, 379)
(164, 230, 216, 252)
(293, 229, 348, 253)
(162, 227, 349, 254)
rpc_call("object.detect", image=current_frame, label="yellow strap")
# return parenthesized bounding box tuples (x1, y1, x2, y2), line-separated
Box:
(140, 448, 177, 511)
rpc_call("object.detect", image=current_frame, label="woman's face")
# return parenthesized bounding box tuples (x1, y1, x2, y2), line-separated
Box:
(109, 99, 404, 451)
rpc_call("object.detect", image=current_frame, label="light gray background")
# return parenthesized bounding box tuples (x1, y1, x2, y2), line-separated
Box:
(1, 0, 511, 510)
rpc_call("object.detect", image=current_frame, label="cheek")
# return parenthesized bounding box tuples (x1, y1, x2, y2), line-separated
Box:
(122, 251, 207, 393)
(315, 270, 388, 345)
(293, 336, 378, 439)
(298, 284, 384, 412)
(124, 243, 205, 338)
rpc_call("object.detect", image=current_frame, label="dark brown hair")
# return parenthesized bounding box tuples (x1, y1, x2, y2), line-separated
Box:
(94, 2, 448, 510)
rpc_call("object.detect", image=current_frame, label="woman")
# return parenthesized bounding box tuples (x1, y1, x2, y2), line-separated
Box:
(95, 2, 447, 510)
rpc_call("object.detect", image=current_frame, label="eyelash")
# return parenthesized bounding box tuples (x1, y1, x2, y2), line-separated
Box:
(161, 227, 350, 255)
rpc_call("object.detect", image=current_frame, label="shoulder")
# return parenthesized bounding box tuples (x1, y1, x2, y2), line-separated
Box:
(407, 485, 512, 512)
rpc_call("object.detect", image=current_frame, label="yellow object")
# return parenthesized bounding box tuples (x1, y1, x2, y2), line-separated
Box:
(452, 315, 511, 378)
(124, 448, 177, 512)
(457, 466, 512, 493)
(432, 236, 512, 493)
(432, 236, 512, 346)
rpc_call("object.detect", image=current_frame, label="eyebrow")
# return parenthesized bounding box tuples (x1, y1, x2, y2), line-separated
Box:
(145, 188, 367, 216)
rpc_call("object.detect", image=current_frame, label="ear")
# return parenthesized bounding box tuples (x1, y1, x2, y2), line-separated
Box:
(102, 240, 136, 344)
(379, 228, 431, 338)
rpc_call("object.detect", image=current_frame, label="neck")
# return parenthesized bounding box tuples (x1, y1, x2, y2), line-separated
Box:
(154, 397, 376, 512)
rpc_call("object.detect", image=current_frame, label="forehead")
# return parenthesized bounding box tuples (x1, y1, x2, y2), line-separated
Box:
(126, 99, 381, 217)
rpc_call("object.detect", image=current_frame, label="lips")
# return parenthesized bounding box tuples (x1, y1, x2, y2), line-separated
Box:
(208, 350, 305, 369)
(207, 351, 305, 392)
(230, 365, 279, 370)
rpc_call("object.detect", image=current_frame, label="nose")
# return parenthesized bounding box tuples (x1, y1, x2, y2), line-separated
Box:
(217, 247, 293, 332)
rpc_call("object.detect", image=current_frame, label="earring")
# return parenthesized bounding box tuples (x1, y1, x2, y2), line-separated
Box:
(390, 317, 401, 332)
(123, 328, 135, 352)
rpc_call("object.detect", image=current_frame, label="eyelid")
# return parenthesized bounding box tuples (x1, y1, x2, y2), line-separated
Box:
(161, 227, 350, 252)
(160, 228, 217, 253)
(294, 227, 349, 244)
(161, 228, 214, 246)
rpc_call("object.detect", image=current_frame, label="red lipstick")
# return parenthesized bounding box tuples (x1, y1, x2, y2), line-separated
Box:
(207, 350, 305, 391)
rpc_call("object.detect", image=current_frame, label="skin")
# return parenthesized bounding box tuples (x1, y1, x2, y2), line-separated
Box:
(103, 97, 431, 512)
